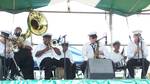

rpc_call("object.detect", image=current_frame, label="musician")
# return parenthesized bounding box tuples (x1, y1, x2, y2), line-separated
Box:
(13, 27, 32, 50)
(81, 32, 109, 73)
(127, 30, 149, 79)
(33, 33, 61, 79)
(10, 37, 34, 79)
(0, 31, 14, 58)
(106, 41, 126, 70)
(13, 27, 22, 37)
(59, 43, 76, 79)
(0, 31, 14, 79)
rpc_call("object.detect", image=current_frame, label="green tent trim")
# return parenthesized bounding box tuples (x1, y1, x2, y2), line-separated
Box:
(0, 0, 50, 13)
(96, 0, 150, 16)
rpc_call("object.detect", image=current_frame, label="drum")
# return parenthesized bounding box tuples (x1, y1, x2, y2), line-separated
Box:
(115, 59, 126, 68)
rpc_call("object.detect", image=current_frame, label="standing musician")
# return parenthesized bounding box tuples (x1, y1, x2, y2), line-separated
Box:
(0, 31, 14, 79)
(81, 32, 109, 74)
(127, 30, 149, 79)
(10, 37, 34, 79)
(12, 27, 32, 50)
(33, 33, 61, 79)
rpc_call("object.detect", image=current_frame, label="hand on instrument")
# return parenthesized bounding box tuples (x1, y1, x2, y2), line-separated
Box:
(135, 48, 141, 53)
(134, 47, 141, 56)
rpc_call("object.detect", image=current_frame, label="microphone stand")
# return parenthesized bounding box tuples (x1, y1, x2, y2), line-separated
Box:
(139, 36, 145, 78)
(62, 35, 67, 79)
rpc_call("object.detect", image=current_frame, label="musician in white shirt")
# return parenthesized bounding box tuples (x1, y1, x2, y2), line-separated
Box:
(127, 30, 149, 79)
(81, 32, 109, 73)
(0, 31, 14, 79)
(106, 41, 126, 70)
(33, 33, 61, 79)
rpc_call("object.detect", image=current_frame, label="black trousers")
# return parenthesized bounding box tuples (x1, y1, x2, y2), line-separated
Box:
(9, 57, 34, 79)
(127, 58, 149, 78)
(40, 57, 76, 79)
(80, 61, 87, 74)
(59, 58, 76, 79)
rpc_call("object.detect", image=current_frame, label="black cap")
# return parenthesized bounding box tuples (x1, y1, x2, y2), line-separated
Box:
(113, 41, 120, 46)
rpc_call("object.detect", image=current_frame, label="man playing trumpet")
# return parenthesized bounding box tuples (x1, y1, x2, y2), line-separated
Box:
(33, 33, 61, 79)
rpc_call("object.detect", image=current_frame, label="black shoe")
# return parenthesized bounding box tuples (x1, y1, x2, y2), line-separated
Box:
(141, 76, 146, 79)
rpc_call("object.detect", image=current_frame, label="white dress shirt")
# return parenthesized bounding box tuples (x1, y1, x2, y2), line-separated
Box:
(127, 41, 148, 59)
(106, 51, 124, 63)
(0, 41, 14, 58)
(33, 44, 61, 66)
(82, 42, 109, 61)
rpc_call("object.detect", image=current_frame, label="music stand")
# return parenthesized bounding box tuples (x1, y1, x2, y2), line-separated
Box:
(139, 36, 145, 78)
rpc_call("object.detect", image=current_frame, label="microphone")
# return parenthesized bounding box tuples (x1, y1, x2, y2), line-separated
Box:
(105, 35, 107, 45)
(62, 34, 67, 38)
(57, 35, 61, 43)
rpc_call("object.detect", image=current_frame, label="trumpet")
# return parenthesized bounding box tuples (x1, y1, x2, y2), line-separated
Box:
(46, 40, 61, 55)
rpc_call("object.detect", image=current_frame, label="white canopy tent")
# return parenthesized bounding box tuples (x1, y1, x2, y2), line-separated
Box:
(0, 1, 150, 62)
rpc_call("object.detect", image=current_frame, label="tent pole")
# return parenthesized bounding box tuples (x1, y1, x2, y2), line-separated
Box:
(109, 11, 113, 51)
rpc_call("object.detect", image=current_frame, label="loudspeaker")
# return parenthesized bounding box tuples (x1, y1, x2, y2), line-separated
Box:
(86, 59, 115, 79)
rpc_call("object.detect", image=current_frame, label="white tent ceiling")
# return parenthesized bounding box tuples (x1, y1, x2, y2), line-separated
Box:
(0, 1, 150, 45)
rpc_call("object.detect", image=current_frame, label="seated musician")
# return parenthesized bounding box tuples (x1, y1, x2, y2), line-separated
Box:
(81, 32, 109, 74)
(127, 30, 149, 79)
(33, 33, 61, 79)
(106, 41, 126, 71)
(59, 43, 76, 79)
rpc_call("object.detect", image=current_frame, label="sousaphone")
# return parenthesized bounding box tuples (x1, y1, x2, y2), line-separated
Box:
(27, 10, 48, 37)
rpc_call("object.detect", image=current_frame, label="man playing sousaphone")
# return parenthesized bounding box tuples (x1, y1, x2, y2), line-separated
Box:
(9, 35, 34, 79)
(12, 27, 32, 50)
(33, 33, 62, 79)
(81, 32, 109, 74)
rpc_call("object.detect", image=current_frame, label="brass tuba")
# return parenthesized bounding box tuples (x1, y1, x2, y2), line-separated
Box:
(13, 11, 48, 48)
(27, 10, 48, 37)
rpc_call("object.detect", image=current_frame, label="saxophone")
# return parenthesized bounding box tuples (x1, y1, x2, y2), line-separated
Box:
(94, 41, 100, 59)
